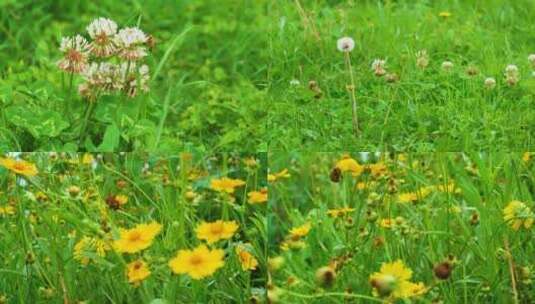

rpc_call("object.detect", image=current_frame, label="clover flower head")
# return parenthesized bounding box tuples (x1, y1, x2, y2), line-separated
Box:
(416, 50, 429, 69)
(441, 61, 454, 72)
(484, 77, 496, 89)
(87, 17, 118, 57)
(528, 54, 535, 67)
(119, 62, 150, 98)
(371, 59, 387, 76)
(505, 64, 520, 86)
(58, 35, 90, 73)
(115, 27, 148, 61)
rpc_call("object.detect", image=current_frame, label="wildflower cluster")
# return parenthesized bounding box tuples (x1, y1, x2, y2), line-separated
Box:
(57, 17, 153, 100)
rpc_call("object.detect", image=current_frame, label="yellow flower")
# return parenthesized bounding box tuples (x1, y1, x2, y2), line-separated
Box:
(523, 152, 531, 163)
(115, 194, 128, 206)
(397, 187, 432, 203)
(380, 218, 394, 229)
(74, 236, 110, 265)
(327, 207, 355, 218)
(243, 157, 258, 167)
(439, 11, 452, 18)
(0, 205, 15, 216)
(235, 245, 258, 271)
(168, 245, 225, 279)
(335, 157, 363, 176)
(289, 222, 311, 239)
(114, 222, 162, 253)
(210, 177, 246, 194)
(126, 260, 151, 285)
(369, 260, 426, 299)
(196, 220, 239, 244)
(81, 153, 94, 165)
(367, 162, 388, 177)
(503, 200, 534, 230)
(0, 157, 38, 177)
(268, 169, 291, 182)
(248, 188, 268, 204)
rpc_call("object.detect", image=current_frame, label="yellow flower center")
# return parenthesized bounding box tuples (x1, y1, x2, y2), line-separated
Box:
(189, 255, 203, 266)
(210, 224, 224, 235)
(128, 231, 142, 242)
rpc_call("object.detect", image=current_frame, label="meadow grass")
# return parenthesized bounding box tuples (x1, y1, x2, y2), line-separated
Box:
(268, 152, 535, 303)
(0, 0, 268, 152)
(0, 153, 267, 303)
(268, 0, 535, 151)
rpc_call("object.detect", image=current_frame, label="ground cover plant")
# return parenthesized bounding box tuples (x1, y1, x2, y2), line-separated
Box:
(0, 152, 267, 303)
(268, 0, 535, 151)
(0, 0, 268, 152)
(268, 152, 535, 303)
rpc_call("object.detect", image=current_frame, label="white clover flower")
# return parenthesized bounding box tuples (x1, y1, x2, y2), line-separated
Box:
(57, 35, 90, 73)
(87, 17, 118, 38)
(119, 62, 150, 97)
(115, 27, 148, 61)
(86, 17, 118, 57)
(484, 77, 496, 89)
(371, 59, 386, 76)
(441, 61, 454, 72)
(505, 64, 520, 86)
(289, 79, 301, 86)
(505, 64, 518, 74)
(82, 62, 121, 91)
(337, 37, 355, 52)
(528, 54, 535, 67)
(416, 50, 429, 69)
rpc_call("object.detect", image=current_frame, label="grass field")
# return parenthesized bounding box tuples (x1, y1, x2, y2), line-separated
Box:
(0, 0, 268, 152)
(268, 152, 535, 303)
(268, 0, 535, 151)
(0, 153, 267, 303)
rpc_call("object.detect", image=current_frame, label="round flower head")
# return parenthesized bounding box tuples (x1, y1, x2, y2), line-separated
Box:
(505, 64, 519, 74)
(484, 77, 496, 90)
(119, 62, 150, 98)
(82, 62, 121, 92)
(528, 54, 535, 67)
(87, 17, 118, 57)
(115, 27, 148, 61)
(371, 59, 387, 76)
(57, 35, 90, 73)
(337, 37, 355, 52)
(504, 64, 520, 86)
(441, 61, 454, 72)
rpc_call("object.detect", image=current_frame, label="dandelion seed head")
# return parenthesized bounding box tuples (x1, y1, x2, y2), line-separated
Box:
(337, 37, 355, 52)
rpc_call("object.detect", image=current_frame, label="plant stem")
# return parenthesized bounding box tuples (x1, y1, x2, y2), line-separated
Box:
(344, 52, 359, 136)
(78, 100, 96, 146)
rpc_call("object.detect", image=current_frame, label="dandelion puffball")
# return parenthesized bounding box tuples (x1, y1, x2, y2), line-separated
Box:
(337, 37, 355, 52)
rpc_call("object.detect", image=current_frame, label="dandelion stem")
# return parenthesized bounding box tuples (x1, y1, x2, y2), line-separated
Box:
(344, 52, 359, 135)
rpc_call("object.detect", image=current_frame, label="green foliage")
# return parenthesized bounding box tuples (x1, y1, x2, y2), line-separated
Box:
(0, 0, 268, 152)
(268, 0, 535, 151)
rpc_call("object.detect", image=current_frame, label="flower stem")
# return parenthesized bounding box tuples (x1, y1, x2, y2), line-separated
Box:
(344, 52, 359, 136)
(78, 100, 96, 147)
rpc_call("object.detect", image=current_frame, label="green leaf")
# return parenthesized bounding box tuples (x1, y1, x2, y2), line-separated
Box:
(5, 105, 69, 138)
(97, 124, 121, 152)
